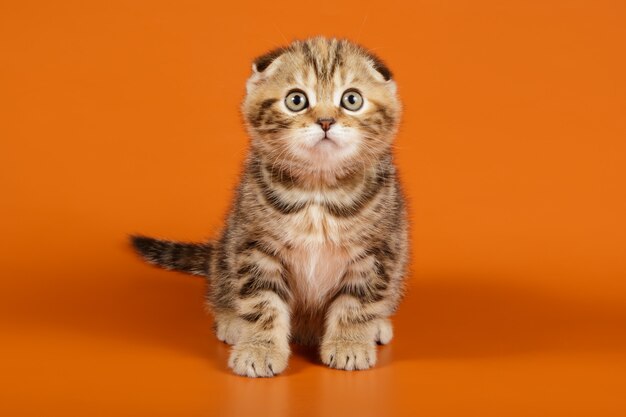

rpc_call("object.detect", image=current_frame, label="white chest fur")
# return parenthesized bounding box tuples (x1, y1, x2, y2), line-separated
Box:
(286, 242, 349, 305)
(281, 205, 351, 305)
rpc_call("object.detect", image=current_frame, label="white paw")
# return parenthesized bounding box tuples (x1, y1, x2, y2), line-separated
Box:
(375, 318, 393, 345)
(228, 342, 289, 378)
(320, 340, 377, 371)
(215, 316, 243, 345)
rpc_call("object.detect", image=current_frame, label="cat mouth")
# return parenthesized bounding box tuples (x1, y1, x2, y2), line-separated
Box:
(317, 134, 337, 145)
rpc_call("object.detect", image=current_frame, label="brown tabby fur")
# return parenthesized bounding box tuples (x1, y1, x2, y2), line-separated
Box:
(132, 37, 409, 377)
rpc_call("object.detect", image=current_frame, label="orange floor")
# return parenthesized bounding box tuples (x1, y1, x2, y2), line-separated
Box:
(2, 1, 626, 416)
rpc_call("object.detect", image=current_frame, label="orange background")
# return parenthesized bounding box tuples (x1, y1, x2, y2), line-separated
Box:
(1, 0, 625, 416)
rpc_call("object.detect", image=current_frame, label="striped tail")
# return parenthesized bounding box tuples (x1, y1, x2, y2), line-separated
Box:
(130, 235, 213, 277)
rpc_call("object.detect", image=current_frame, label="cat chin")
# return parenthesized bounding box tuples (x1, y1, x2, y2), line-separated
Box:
(294, 141, 358, 171)
(296, 157, 366, 180)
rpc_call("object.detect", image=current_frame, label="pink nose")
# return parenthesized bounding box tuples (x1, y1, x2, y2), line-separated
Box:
(317, 118, 336, 132)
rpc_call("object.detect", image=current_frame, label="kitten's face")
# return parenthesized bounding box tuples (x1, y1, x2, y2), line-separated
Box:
(243, 38, 401, 176)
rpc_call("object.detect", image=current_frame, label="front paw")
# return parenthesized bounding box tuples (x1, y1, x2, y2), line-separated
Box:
(228, 342, 289, 377)
(320, 339, 377, 371)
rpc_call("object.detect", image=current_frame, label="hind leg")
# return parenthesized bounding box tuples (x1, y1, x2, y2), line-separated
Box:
(214, 310, 245, 345)
(374, 317, 393, 345)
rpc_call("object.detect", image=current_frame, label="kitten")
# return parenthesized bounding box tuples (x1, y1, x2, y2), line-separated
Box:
(131, 37, 409, 377)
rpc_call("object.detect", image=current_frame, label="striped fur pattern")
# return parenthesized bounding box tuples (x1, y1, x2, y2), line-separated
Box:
(131, 37, 409, 377)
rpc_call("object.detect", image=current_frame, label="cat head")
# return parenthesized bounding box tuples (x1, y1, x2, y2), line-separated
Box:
(242, 37, 401, 178)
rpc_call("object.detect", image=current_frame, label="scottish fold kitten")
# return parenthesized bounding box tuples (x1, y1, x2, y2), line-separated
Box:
(132, 37, 408, 377)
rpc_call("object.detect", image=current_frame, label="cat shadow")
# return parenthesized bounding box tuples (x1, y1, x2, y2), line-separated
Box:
(20, 267, 626, 373)
(13, 266, 230, 373)
(385, 277, 626, 363)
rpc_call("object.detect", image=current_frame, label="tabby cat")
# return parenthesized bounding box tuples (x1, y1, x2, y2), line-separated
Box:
(131, 37, 409, 377)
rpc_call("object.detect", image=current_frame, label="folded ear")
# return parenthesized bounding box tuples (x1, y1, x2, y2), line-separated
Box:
(252, 47, 287, 73)
(247, 47, 286, 94)
(368, 53, 393, 82)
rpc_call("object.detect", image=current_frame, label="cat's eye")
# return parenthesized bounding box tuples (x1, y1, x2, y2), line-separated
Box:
(285, 90, 309, 112)
(341, 90, 364, 111)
